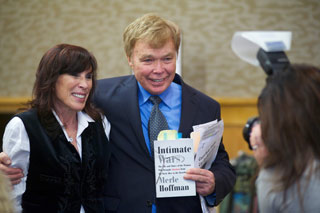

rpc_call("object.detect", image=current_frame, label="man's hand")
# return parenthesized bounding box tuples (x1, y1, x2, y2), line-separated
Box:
(184, 168, 215, 196)
(0, 152, 23, 185)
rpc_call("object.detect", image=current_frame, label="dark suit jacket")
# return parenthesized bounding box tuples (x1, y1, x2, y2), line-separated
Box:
(94, 74, 236, 213)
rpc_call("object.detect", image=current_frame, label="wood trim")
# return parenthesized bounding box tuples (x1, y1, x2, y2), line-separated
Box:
(0, 97, 259, 118)
(0, 97, 257, 113)
(216, 97, 257, 106)
(217, 97, 258, 125)
(216, 97, 258, 159)
(0, 97, 30, 114)
(0, 96, 257, 159)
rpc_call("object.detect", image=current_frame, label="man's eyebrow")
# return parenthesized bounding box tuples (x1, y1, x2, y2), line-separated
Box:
(163, 53, 174, 57)
(140, 54, 153, 59)
(139, 52, 175, 60)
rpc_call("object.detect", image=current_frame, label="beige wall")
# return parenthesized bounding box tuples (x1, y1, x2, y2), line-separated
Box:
(1, 0, 319, 98)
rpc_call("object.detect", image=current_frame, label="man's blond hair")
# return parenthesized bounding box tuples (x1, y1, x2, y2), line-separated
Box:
(123, 13, 181, 58)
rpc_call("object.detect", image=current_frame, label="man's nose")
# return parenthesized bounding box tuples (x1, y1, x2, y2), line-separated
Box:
(153, 60, 164, 73)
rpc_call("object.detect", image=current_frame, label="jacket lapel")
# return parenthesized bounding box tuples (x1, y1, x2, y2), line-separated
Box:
(175, 75, 199, 138)
(117, 76, 154, 164)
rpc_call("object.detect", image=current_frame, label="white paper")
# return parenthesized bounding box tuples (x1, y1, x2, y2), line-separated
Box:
(192, 120, 224, 213)
(193, 120, 224, 170)
(193, 119, 218, 132)
(200, 196, 216, 213)
(231, 31, 292, 66)
(154, 138, 196, 198)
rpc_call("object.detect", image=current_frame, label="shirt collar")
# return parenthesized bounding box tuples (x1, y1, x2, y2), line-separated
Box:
(52, 109, 94, 138)
(137, 82, 175, 109)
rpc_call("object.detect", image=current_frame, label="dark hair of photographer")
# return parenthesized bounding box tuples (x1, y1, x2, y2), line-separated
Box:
(257, 63, 320, 206)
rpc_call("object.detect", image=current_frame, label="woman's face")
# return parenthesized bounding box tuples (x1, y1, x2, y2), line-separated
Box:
(250, 123, 269, 166)
(54, 69, 93, 114)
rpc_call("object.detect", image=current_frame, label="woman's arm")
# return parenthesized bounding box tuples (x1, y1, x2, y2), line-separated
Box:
(2, 116, 30, 211)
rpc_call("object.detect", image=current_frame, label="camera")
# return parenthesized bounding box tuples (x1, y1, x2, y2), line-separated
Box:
(257, 48, 290, 76)
(242, 47, 291, 149)
(242, 117, 259, 150)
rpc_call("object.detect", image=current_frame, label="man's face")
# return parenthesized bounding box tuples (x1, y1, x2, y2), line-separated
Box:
(128, 39, 177, 95)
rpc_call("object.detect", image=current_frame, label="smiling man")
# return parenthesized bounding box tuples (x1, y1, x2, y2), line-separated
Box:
(0, 14, 235, 213)
(128, 39, 176, 95)
(93, 14, 236, 212)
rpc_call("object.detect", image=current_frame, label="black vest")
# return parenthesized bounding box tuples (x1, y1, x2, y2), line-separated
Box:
(17, 109, 111, 213)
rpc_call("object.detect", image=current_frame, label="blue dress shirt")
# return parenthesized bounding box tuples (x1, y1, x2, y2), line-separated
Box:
(138, 82, 182, 154)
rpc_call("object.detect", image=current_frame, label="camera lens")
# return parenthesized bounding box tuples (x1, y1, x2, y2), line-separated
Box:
(242, 117, 259, 150)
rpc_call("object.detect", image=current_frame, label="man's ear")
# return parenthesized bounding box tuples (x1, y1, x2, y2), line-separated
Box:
(127, 56, 133, 68)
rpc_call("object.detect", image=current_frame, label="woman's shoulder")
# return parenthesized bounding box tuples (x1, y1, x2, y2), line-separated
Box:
(5, 116, 25, 131)
(257, 167, 276, 182)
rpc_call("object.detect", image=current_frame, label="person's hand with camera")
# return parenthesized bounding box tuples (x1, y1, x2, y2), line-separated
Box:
(249, 123, 268, 166)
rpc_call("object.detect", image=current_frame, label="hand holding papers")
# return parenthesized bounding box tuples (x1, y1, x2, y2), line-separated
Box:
(191, 119, 224, 213)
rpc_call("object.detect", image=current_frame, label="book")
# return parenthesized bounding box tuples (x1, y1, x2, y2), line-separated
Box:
(154, 138, 196, 198)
